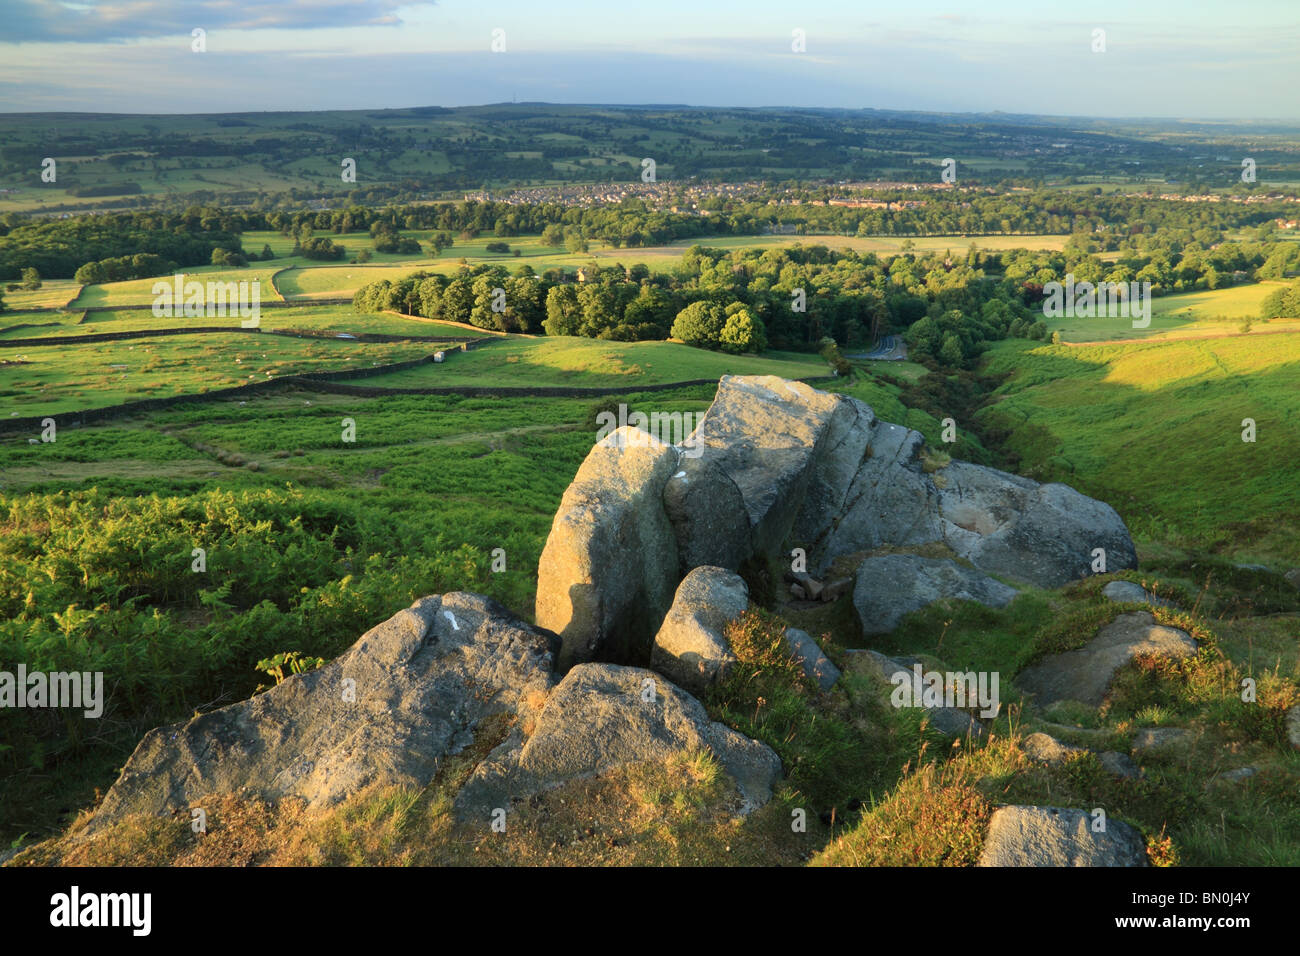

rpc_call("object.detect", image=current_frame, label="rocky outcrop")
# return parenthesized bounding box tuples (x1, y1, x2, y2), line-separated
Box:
(87, 593, 558, 834)
(1016, 611, 1198, 709)
(651, 566, 749, 694)
(88, 593, 783, 836)
(454, 663, 783, 820)
(853, 553, 1018, 635)
(977, 806, 1149, 867)
(535, 425, 681, 667)
(698, 377, 1136, 589)
(535, 375, 1137, 664)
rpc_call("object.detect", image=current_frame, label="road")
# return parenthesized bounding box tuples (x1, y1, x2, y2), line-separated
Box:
(846, 335, 907, 361)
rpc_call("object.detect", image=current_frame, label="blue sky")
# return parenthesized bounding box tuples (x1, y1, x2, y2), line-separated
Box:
(1, 0, 1296, 118)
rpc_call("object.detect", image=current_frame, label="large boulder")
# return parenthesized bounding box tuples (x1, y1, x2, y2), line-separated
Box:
(534, 377, 1138, 670)
(936, 463, 1137, 589)
(86, 594, 558, 834)
(1016, 611, 1198, 709)
(977, 806, 1149, 867)
(651, 566, 750, 694)
(535, 425, 681, 667)
(661, 454, 752, 575)
(686, 376, 842, 558)
(797, 419, 943, 575)
(454, 663, 783, 820)
(853, 553, 1019, 635)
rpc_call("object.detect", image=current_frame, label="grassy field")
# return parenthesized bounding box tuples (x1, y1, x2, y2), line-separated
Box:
(338, 336, 830, 389)
(0, 306, 470, 340)
(1045, 281, 1290, 343)
(70, 266, 288, 309)
(980, 333, 1300, 563)
(0, 333, 436, 415)
(0, 280, 81, 311)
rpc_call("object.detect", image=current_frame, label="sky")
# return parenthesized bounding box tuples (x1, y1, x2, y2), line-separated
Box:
(0, 0, 1296, 119)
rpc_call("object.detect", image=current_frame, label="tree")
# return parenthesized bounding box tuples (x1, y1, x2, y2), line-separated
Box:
(74, 261, 108, 285)
(20, 267, 41, 290)
(577, 283, 619, 337)
(670, 300, 726, 349)
(544, 284, 582, 336)
(440, 277, 474, 324)
(504, 275, 545, 332)
(470, 273, 508, 329)
(541, 225, 565, 247)
(939, 332, 964, 365)
(720, 308, 768, 354)
(260, 244, 275, 261)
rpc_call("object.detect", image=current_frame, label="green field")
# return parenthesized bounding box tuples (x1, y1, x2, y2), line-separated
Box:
(1045, 281, 1291, 342)
(980, 333, 1300, 562)
(339, 336, 829, 389)
(0, 280, 81, 311)
(0, 333, 435, 414)
(70, 266, 288, 309)
(0, 306, 469, 340)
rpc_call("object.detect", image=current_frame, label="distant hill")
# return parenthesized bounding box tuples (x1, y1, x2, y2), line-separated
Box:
(2, 103, 1298, 214)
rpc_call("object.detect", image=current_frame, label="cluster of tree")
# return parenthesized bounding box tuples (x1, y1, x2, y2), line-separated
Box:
(15, 267, 40, 290)
(906, 303, 1046, 366)
(243, 187, 1300, 253)
(353, 266, 547, 333)
(74, 252, 177, 284)
(1007, 236, 1295, 296)
(370, 220, 421, 254)
(352, 242, 1048, 366)
(293, 236, 346, 261)
(0, 212, 243, 280)
(668, 301, 768, 353)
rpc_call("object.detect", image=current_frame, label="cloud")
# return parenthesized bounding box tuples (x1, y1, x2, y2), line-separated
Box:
(3, 0, 437, 43)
